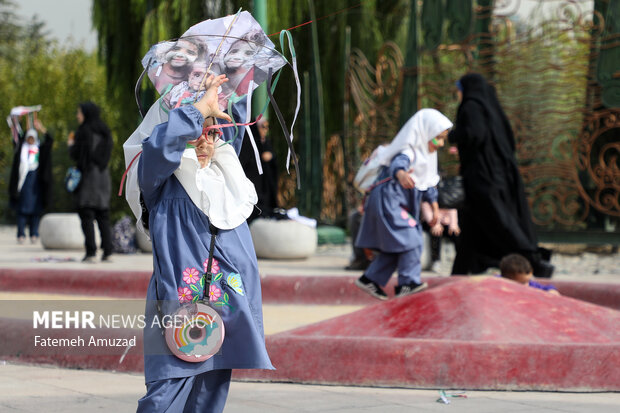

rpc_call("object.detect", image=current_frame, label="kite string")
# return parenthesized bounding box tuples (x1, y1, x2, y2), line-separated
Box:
(268, 2, 362, 37)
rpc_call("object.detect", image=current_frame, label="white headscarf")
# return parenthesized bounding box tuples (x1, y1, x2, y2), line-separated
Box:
(376, 108, 453, 190)
(123, 100, 256, 232)
(174, 143, 257, 230)
(17, 129, 40, 192)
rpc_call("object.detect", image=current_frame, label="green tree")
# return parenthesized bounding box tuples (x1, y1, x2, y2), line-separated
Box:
(0, 1, 123, 221)
(91, 0, 409, 221)
(91, 0, 253, 137)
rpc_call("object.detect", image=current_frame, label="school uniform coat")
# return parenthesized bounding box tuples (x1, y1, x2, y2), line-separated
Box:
(138, 105, 273, 384)
(356, 154, 437, 253)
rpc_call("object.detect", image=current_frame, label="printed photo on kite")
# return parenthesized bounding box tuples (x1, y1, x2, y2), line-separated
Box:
(143, 37, 209, 96)
(141, 11, 286, 111)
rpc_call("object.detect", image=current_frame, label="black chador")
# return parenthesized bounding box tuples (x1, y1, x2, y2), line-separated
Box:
(449, 73, 553, 277)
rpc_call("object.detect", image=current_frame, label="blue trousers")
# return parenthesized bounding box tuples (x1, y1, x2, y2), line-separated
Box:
(365, 245, 422, 287)
(137, 369, 232, 413)
(17, 214, 40, 238)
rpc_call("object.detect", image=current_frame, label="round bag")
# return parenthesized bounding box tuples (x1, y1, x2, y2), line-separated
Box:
(164, 301, 225, 363)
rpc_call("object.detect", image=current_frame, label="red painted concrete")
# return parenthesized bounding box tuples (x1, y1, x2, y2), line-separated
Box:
(3, 277, 620, 390)
(287, 277, 620, 343)
(235, 277, 620, 390)
(236, 336, 620, 391)
(2, 268, 619, 310)
(538, 279, 620, 312)
(0, 268, 151, 298)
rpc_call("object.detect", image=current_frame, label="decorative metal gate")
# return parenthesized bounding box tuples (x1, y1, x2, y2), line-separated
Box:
(341, 0, 619, 242)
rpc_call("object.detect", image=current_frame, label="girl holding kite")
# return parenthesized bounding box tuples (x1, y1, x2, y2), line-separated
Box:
(9, 118, 53, 244)
(127, 13, 294, 411)
(136, 74, 272, 412)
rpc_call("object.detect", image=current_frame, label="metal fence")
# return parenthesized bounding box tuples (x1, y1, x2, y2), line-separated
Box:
(339, 0, 619, 243)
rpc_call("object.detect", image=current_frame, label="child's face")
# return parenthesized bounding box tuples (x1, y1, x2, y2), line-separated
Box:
(187, 117, 222, 168)
(223, 41, 255, 69)
(512, 271, 533, 285)
(428, 130, 448, 153)
(165, 39, 199, 68)
(188, 67, 207, 91)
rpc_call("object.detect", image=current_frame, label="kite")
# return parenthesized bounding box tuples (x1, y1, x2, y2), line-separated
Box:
(6, 105, 42, 145)
(122, 10, 300, 233)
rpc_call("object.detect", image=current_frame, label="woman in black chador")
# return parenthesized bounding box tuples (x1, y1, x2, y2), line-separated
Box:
(239, 117, 279, 222)
(68, 101, 113, 262)
(449, 73, 553, 277)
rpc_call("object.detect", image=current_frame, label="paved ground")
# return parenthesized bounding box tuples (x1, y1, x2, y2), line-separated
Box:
(1, 224, 619, 411)
(1, 363, 619, 413)
(1, 225, 619, 282)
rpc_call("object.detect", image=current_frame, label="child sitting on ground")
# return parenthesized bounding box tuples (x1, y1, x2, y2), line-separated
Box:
(499, 253, 559, 295)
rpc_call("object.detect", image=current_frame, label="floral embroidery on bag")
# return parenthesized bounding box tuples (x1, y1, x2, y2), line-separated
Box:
(177, 257, 240, 310)
(190, 277, 206, 303)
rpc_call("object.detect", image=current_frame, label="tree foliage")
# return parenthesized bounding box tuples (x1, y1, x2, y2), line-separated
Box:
(0, 0, 124, 221)
(91, 0, 253, 138)
(90, 0, 410, 220)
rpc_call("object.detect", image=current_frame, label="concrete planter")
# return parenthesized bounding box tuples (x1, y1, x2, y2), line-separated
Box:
(250, 219, 317, 259)
(39, 213, 98, 250)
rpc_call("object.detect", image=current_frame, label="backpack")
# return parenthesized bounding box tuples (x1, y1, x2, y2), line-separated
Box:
(353, 145, 388, 194)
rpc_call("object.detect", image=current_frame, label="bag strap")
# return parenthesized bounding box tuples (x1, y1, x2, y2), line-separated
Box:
(200, 224, 219, 301)
(366, 176, 392, 193)
(154, 223, 219, 323)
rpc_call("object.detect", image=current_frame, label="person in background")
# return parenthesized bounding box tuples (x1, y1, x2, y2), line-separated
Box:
(355, 109, 453, 299)
(449, 73, 554, 278)
(68, 101, 113, 263)
(9, 119, 53, 244)
(499, 253, 559, 295)
(239, 116, 279, 222)
(420, 200, 460, 273)
(345, 205, 372, 271)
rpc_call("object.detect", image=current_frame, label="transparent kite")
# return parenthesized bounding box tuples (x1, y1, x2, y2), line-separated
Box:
(6, 105, 42, 145)
(122, 10, 300, 233)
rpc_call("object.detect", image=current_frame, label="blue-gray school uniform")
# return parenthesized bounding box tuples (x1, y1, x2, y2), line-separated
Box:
(355, 153, 437, 286)
(136, 106, 273, 412)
